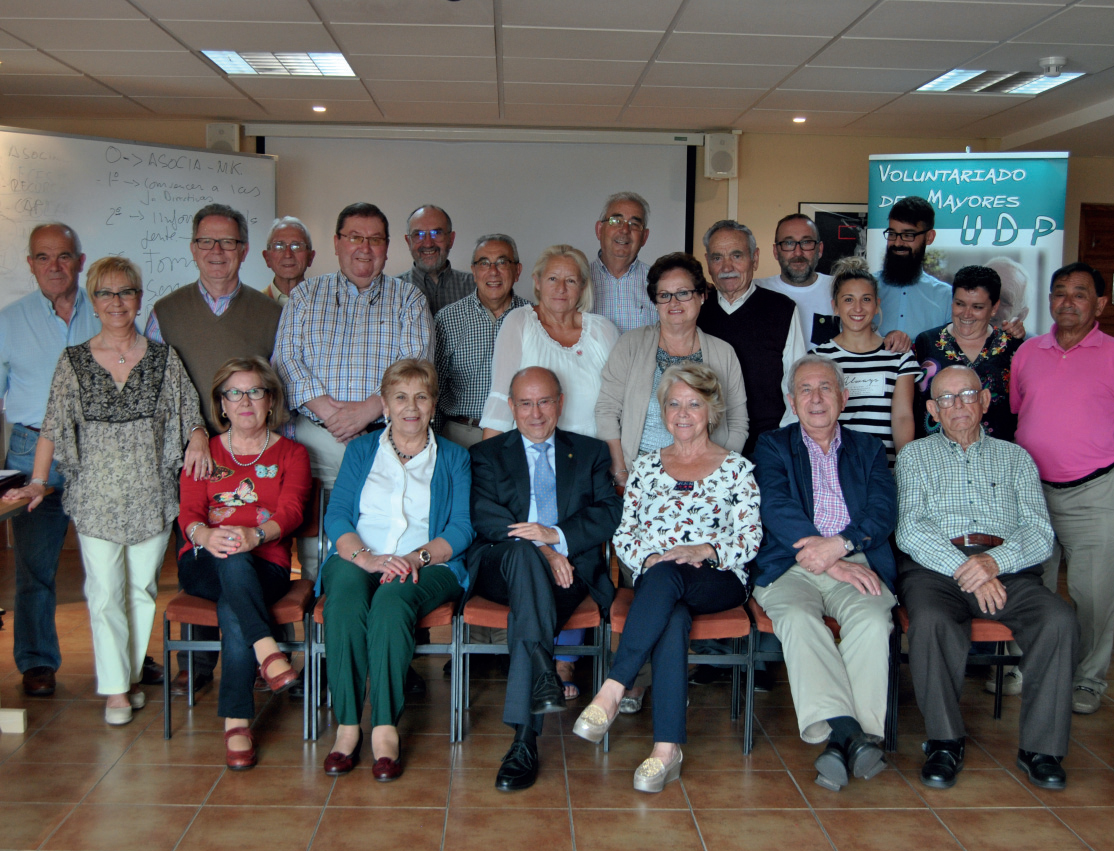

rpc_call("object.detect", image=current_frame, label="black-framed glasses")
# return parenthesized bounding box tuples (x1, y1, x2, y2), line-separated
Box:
(267, 241, 309, 253)
(93, 288, 141, 301)
(654, 289, 699, 303)
(602, 214, 645, 232)
(337, 232, 387, 247)
(192, 237, 244, 251)
(408, 228, 447, 241)
(775, 238, 819, 251)
(883, 228, 930, 243)
(472, 257, 514, 270)
(933, 389, 980, 409)
(220, 387, 269, 402)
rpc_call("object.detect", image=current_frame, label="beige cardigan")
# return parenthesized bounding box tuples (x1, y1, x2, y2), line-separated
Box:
(594, 324, 749, 468)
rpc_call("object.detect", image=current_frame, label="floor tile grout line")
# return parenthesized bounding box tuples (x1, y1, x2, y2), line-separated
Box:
(678, 779, 709, 851)
(890, 765, 971, 850)
(1046, 807, 1098, 851)
(558, 723, 577, 851)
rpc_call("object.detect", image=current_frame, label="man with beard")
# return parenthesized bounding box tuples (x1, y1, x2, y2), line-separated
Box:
(874, 196, 951, 352)
(399, 205, 474, 316)
(756, 214, 836, 346)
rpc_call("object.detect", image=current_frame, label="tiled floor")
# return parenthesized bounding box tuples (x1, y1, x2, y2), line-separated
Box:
(3, 546, 1114, 850)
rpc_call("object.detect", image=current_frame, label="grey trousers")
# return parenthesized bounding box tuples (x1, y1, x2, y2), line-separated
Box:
(898, 562, 1079, 756)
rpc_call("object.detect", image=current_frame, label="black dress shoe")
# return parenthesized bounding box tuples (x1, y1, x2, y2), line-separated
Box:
(688, 664, 731, 685)
(140, 656, 164, 685)
(22, 666, 56, 696)
(530, 671, 567, 715)
(404, 665, 427, 696)
(814, 743, 849, 791)
(495, 740, 539, 791)
(846, 734, 885, 780)
(921, 739, 965, 789)
(751, 668, 775, 693)
(1017, 749, 1066, 790)
(170, 669, 214, 697)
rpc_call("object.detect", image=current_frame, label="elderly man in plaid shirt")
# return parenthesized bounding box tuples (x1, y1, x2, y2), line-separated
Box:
(896, 364, 1078, 792)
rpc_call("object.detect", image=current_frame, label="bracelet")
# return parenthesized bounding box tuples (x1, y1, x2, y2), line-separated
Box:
(30, 477, 47, 486)
(186, 522, 205, 555)
(350, 547, 371, 562)
(189, 425, 208, 438)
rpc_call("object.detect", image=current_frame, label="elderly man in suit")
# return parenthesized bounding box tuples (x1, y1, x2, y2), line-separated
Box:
(467, 366, 622, 791)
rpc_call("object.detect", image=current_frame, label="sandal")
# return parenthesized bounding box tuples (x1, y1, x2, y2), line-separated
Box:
(225, 727, 257, 770)
(258, 651, 298, 694)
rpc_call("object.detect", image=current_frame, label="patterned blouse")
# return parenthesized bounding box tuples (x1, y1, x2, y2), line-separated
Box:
(914, 324, 1022, 441)
(613, 449, 762, 583)
(41, 341, 203, 545)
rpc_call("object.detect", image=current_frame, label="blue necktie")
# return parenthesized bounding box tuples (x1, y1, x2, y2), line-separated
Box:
(531, 442, 558, 526)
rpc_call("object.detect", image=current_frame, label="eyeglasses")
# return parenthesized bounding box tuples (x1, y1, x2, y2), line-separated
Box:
(472, 257, 514, 270)
(513, 398, 559, 412)
(192, 237, 244, 251)
(267, 241, 309, 253)
(775, 238, 819, 251)
(337, 232, 387, 247)
(602, 214, 645, 232)
(220, 387, 269, 402)
(883, 228, 930, 243)
(93, 288, 141, 301)
(654, 289, 700, 303)
(933, 389, 980, 409)
(408, 228, 447, 241)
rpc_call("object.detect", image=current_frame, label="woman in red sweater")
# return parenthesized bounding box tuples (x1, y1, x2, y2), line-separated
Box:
(177, 356, 311, 770)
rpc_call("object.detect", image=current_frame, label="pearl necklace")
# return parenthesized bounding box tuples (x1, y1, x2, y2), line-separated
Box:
(389, 427, 428, 462)
(226, 428, 270, 467)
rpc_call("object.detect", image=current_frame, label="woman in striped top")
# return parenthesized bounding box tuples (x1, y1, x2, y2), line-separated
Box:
(810, 258, 917, 464)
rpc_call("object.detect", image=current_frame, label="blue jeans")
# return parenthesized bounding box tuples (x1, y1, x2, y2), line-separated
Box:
(8, 423, 70, 673)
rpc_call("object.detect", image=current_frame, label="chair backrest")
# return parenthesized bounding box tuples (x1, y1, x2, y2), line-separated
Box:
(292, 477, 323, 539)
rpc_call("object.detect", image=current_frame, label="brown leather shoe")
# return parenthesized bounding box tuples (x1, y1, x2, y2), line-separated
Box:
(22, 666, 56, 696)
(224, 727, 257, 770)
(170, 669, 213, 697)
(372, 756, 402, 782)
(259, 652, 298, 694)
(324, 729, 363, 776)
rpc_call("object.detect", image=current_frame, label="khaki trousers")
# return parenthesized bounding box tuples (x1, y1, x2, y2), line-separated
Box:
(293, 417, 349, 583)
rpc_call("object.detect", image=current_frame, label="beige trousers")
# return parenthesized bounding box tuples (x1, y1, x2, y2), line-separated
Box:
(294, 416, 349, 583)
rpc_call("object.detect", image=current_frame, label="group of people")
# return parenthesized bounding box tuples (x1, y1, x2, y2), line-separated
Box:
(1, 190, 1110, 798)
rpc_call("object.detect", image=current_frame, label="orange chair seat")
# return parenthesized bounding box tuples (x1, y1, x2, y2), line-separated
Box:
(895, 606, 1014, 643)
(748, 597, 840, 639)
(610, 587, 750, 641)
(313, 595, 455, 629)
(463, 594, 600, 630)
(165, 578, 314, 629)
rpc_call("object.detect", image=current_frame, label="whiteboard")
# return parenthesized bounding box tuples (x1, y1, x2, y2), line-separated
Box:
(0, 127, 276, 324)
(264, 136, 689, 300)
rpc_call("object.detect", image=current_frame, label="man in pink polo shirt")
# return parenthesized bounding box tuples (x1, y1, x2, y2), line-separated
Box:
(1011, 261, 1114, 715)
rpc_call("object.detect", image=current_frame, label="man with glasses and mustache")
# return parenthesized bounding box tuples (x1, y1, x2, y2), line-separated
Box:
(261, 216, 316, 306)
(756, 213, 837, 346)
(399, 204, 474, 316)
(590, 191, 656, 333)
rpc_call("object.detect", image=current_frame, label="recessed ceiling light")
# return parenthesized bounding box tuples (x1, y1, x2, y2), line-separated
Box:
(792, 116, 806, 123)
(202, 50, 355, 77)
(312, 105, 327, 112)
(918, 69, 985, 92)
(918, 67, 1083, 95)
(1006, 73, 1084, 95)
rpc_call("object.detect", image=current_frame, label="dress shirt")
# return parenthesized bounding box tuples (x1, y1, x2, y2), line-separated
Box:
(399, 263, 474, 317)
(263, 283, 291, 306)
(717, 284, 807, 425)
(895, 429, 1054, 577)
(1011, 322, 1114, 483)
(874, 269, 952, 338)
(801, 428, 851, 537)
(0, 288, 100, 428)
(521, 433, 569, 556)
(274, 271, 432, 421)
(590, 255, 654, 334)
(144, 281, 240, 343)
(434, 291, 531, 422)
(356, 428, 436, 556)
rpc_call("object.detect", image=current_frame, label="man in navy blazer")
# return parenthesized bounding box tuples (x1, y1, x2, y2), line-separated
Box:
(468, 366, 621, 791)
(752, 354, 897, 793)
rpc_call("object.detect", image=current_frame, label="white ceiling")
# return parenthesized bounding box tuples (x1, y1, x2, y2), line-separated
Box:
(2, 0, 1113, 154)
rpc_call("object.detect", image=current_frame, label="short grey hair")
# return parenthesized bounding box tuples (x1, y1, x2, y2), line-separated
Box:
(406, 204, 453, 232)
(266, 216, 312, 250)
(193, 203, 248, 243)
(702, 219, 757, 256)
(473, 233, 520, 264)
(788, 353, 846, 395)
(532, 244, 592, 312)
(656, 363, 726, 434)
(599, 191, 650, 227)
(28, 222, 81, 257)
(930, 364, 981, 399)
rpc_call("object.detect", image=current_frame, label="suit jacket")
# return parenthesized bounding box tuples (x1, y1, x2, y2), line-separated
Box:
(753, 423, 897, 591)
(467, 427, 622, 609)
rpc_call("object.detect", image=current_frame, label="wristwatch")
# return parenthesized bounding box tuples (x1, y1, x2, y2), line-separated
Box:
(417, 548, 432, 566)
(841, 536, 854, 553)
(254, 527, 266, 545)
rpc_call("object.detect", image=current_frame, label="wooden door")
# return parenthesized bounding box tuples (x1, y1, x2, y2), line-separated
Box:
(1079, 203, 1114, 337)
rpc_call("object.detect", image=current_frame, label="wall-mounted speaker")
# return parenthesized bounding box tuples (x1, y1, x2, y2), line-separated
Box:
(206, 123, 241, 152)
(703, 133, 737, 180)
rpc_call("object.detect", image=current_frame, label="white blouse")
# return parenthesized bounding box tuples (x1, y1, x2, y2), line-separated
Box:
(356, 427, 436, 556)
(479, 305, 619, 437)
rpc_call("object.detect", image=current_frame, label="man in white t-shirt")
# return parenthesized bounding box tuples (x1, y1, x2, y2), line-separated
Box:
(755, 214, 836, 346)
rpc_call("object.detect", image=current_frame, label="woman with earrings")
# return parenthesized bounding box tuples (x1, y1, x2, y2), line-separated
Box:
(4, 256, 208, 725)
(176, 355, 311, 770)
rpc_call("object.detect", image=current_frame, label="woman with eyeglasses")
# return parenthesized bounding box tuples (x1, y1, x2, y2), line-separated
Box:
(176, 356, 311, 769)
(593, 252, 747, 712)
(3, 257, 209, 726)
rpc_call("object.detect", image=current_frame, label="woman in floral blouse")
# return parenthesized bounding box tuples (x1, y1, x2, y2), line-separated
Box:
(572, 363, 762, 792)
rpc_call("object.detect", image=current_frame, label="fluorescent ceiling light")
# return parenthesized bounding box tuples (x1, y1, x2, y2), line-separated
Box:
(203, 50, 355, 77)
(919, 67, 1084, 95)
(917, 70, 984, 92)
(1006, 73, 1084, 95)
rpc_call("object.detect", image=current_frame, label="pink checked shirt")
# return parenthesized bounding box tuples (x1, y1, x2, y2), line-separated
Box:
(802, 427, 851, 538)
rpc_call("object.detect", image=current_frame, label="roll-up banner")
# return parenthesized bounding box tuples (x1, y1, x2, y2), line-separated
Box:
(867, 152, 1068, 336)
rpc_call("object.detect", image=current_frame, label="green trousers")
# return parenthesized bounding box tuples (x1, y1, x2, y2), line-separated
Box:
(321, 555, 461, 727)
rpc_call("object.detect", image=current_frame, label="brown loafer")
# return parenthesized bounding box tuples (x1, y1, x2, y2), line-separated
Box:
(170, 669, 213, 697)
(224, 727, 257, 771)
(259, 652, 298, 694)
(22, 666, 56, 696)
(372, 756, 403, 782)
(324, 729, 363, 776)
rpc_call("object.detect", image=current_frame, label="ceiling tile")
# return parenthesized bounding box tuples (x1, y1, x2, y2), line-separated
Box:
(675, 0, 874, 35)
(50, 51, 215, 77)
(139, 0, 321, 22)
(369, 80, 497, 103)
(502, 27, 661, 61)
(956, 107, 1051, 136)
(879, 91, 1028, 115)
(759, 89, 897, 111)
(810, 37, 989, 69)
(969, 42, 1114, 74)
(97, 75, 243, 98)
(631, 85, 764, 110)
(0, 30, 29, 48)
(503, 103, 625, 125)
(1019, 5, 1114, 43)
(659, 33, 829, 65)
(502, 57, 644, 85)
(844, 111, 977, 134)
(313, 0, 493, 26)
(332, 23, 493, 56)
(0, 0, 143, 18)
(159, 21, 339, 52)
(644, 61, 793, 88)
(782, 66, 935, 92)
(0, 93, 150, 117)
(503, 82, 631, 106)
(618, 105, 742, 128)
(502, 0, 678, 29)
(846, 2, 1062, 42)
(0, 19, 183, 50)
(348, 55, 496, 82)
(256, 98, 384, 121)
(230, 77, 370, 99)
(376, 100, 500, 123)
(0, 75, 116, 95)
(0, 50, 79, 74)
(132, 95, 267, 117)
(737, 108, 865, 130)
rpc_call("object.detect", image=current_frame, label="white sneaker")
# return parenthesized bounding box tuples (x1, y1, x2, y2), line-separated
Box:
(984, 668, 1022, 695)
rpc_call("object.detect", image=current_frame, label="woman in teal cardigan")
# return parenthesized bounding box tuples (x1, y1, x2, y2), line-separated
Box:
(318, 359, 473, 781)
